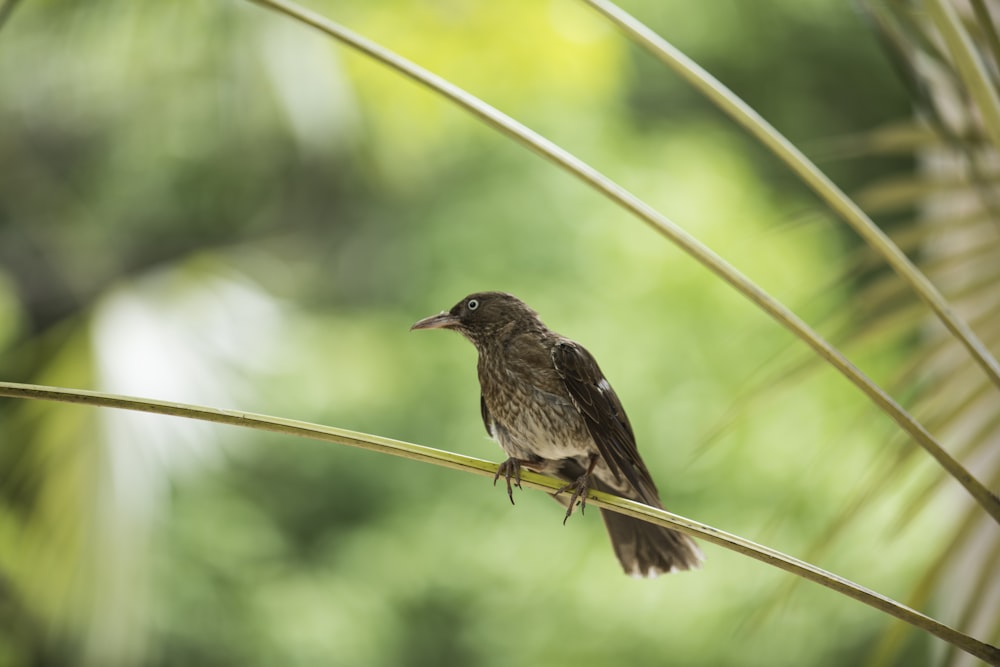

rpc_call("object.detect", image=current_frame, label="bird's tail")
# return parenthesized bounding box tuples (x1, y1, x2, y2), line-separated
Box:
(600, 508, 703, 577)
(551, 457, 703, 577)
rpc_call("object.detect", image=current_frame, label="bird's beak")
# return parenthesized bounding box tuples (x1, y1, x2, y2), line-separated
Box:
(410, 311, 460, 331)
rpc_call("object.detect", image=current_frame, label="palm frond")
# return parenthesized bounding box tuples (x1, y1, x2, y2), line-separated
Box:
(0, 380, 997, 664)
(830, 1, 1000, 662)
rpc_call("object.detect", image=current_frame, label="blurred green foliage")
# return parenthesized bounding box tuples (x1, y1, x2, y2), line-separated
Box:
(0, 0, 966, 666)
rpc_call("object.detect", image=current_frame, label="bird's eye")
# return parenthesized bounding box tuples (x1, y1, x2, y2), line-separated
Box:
(467, 299, 479, 311)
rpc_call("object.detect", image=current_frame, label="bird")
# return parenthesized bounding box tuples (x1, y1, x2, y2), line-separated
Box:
(411, 291, 703, 577)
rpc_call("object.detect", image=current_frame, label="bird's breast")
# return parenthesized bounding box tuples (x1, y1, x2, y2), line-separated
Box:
(477, 347, 592, 461)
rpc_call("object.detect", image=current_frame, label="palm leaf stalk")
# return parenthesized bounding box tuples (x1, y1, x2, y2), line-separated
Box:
(243, 0, 1000, 525)
(0, 381, 997, 664)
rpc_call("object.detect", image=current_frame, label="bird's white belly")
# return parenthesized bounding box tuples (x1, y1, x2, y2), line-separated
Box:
(485, 385, 592, 462)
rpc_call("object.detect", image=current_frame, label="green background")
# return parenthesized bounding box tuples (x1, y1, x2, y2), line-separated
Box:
(0, 0, 959, 665)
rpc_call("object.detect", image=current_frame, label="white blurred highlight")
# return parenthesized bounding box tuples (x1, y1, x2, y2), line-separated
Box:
(82, 264, 286, 667)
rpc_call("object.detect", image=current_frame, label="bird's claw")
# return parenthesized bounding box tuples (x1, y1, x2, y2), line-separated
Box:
(494, 458, 523, 505)
(554, 474, 591, 524)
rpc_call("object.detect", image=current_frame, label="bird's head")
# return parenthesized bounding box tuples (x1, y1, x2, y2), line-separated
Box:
(411, 291, 541, 348)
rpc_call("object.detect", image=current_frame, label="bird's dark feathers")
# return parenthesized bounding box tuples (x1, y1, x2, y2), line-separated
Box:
(551, 340, 656, 500)
(480, 394, 494, 438)
(412, 291, 703, 576)
(447, 292, 543, 346)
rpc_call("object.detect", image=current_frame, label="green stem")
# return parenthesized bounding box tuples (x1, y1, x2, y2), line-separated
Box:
(0, 380, 997, 664)
(579, 0, 1000, 395)
(244, 0, 1000, 525)
(928, 0, 1000, 150)
(969, 0, 1000, 80)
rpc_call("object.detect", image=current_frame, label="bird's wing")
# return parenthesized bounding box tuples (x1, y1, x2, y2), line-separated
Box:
(480, 394, 495, 438)
(551, 340, 654, 494)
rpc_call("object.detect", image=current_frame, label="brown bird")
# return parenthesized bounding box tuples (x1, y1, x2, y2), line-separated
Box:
(412, 291, 702, 577)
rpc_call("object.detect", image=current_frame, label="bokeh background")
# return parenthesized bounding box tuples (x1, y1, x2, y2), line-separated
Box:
(1, 0, 997, 666)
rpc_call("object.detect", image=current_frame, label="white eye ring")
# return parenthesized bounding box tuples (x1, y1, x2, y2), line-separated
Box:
(467, 299, 479, 311)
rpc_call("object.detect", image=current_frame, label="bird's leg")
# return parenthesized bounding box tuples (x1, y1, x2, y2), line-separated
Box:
(494, 457, 530, 505)
(554, 453, 600, 524)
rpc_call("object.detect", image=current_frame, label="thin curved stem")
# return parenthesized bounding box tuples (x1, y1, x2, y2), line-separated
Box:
(0, 380, 997, 664)
(579, 0, 1000, 395)
(929, 0, 1000, 151)
(244, 0, 1000, 524)
(969, 0, 1000, 79)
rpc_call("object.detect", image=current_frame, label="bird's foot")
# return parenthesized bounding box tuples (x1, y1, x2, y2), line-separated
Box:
(554, 473, 592, 524)
(493, 458, 526, 505)
(554, 454, 599, 524)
